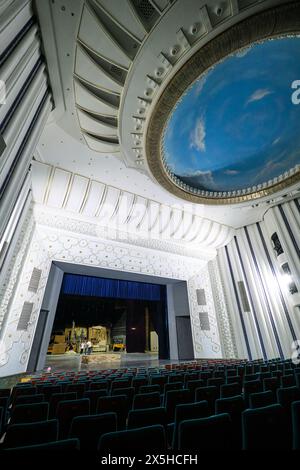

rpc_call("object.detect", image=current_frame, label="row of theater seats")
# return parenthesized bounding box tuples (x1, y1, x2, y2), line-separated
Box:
(0, 358, 300, 451)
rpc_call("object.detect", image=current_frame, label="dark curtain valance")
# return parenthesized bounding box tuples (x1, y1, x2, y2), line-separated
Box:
(62, 274, 162, 301)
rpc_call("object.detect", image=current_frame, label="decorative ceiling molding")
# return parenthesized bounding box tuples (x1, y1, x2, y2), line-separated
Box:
(31, 161, 234, 253)
(146, 4, 300, 204)
(71, 0, 299, 205)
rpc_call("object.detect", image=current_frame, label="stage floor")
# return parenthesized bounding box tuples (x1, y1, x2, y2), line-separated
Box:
(44, 352, 165, 372)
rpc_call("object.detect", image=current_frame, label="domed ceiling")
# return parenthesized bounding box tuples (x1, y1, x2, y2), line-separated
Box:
(163, 37, 300, 197)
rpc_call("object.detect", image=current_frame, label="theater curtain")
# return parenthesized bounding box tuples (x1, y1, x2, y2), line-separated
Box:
(62, 274, 161, 301)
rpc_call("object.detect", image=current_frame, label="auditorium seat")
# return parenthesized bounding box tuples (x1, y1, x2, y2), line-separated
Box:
(112, 387, 135, 408)
(56, 398, 90, 438)
(36, 384, 61, 400)
(13, 394, 46, 407)
(133, 392, 161, 410)
(169, 374, 184, 383)
(98, 424, 167, 453)
(3, 438, 80, 452)
(97, 395, 129, 429)
(111, 379, 131, 391)
(139, 384, 160, 394)
(3, 419, 58, 448)
(281, 374, 296, 388)
(263, 377, 280, 397)
(207, 377, 224, 392)
(243, 380, 263, 407)
(0, 389, 11, 398)
(165, 389, 192, 422)
(242, 404, 289, 450)
(127, 407, 167, 430)
(186, 379, 205, 397)
(163, 382, 183, 396)
(0, 406, 4, 437)
(220, 382, 242, 398)
(65, 383, 86, 398)
(69, 412, 117, 451)
(277, 386, 300, 417)
(249, 390, 275, 408)
(215, 395, 245, 449)
(83, 390, 108, 414)
(292, 401, 300, 450)
(49, 392, 77, 418)
(132, 377, 148, 392)
(171, 401, 210, 450)
(226, 375, 243, 386)
(10, 402, 49, 425)
(10, 386, 37, 406)
(195, 386, 218, 413)
(184, 372, 198, 384)
(178, 413, 233, 451)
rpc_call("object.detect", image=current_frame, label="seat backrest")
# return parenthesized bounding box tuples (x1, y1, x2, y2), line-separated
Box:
(4, 419, 58, 448)
(127, 407, 167, 429)
(139, 384, 160, 394)
(10, 402, 49, 425)
(242, 404, 289, 450)
(69, 412, 117, 451)
(178, 413, 233, 451)
(220, 382, 242, 398)
(14, 394, 45, 407)
(98, 424, 167, 452)
(277, 386, 300, 410)
(3, 438, 80, 452)
(292, 400, 300, 450)
(49, 392, 77, 418)
(56, 398, 90, 438)
(215, 395, 245, 418)
(249, 390, 275, 409)
(133, 392, 161, 410)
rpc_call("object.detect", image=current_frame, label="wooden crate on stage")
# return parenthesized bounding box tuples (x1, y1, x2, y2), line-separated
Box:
(50, 343, 66, 354)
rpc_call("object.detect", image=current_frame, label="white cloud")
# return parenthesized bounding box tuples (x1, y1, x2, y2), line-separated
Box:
(181, 169, 216, 189)
(224, 169, 239, 175)
(235, 46, 251, 58)
(272, 137, 281, 146)
(246, 88, 273, 105)
(189, 116, 206, 152)
(194, 74, 208, 96)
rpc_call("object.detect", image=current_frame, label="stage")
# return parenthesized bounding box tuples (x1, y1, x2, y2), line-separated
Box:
(44, 352, 162, 372)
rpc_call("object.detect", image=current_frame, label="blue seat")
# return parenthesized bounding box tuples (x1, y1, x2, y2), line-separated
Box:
(165, 389, 192, 422)
(56, 398, 90, 438)
(69, 412, 117, 451)
(172, 401, 209, 450)
(49, 392, 77, 418)
(3, 438, 80, 452)
(215, 395, 245, 449)
(242, 404, 289, 450)
(97, 395, 129, 430)
(178, 413, 233, 451)
(98, 425, 167, 453)
(10, 402, 49, 424)
(83, 389, 108, 414)
(4, 419, 58, 448)
(127, 407, 167, 430)
(220, 382, 242, 398)
(292, 400, 300, 450)
(133, 392, 161, 410)
(249, 390, 275, 408)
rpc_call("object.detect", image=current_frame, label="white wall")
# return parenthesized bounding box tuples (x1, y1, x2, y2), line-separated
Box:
(216, 197, 300, 361)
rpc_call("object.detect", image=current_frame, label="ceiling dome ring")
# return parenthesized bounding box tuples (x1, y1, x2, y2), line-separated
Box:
(145, 2, 300, 205)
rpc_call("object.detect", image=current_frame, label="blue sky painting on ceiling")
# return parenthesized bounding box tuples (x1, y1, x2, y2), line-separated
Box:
(163, 37, 300, 193)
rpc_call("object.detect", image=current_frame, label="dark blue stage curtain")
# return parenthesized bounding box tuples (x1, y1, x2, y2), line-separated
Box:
(62, 274, 162, 301)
